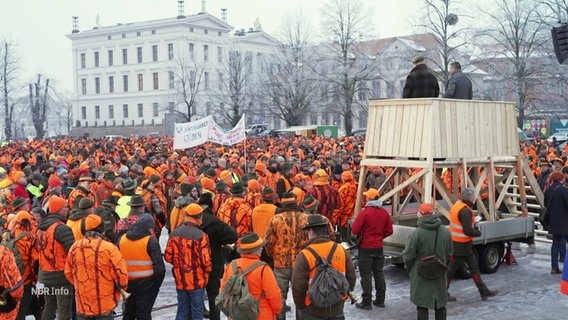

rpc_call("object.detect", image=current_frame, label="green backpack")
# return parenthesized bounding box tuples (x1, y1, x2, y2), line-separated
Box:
(1, 230, 30, 275)
(216, 260, 266, 320)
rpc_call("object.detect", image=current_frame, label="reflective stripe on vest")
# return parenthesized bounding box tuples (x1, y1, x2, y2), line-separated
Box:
(119, 235, 154, 279)
(449, 202, 474, 243)
(301, 241, 348, 307)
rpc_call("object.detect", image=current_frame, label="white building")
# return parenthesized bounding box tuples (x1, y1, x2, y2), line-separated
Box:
(67, 6, 279, 137)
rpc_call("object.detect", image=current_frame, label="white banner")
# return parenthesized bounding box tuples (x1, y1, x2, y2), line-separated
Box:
(173, 115, 246, 149)
(222, 115, 246, 146)
(173, 116, 211, 150)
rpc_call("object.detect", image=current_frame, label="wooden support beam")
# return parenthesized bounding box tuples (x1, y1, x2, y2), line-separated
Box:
(520, 158, 544, 206)
(434, 175, 457, 206)
(487, 158, 496, 218)
(354, 164, 368, 218)
(380, 169, 428, 205)
(361, 158, 430, 168)
(516, 156, 528, 217)
(495, 169, 516, 209)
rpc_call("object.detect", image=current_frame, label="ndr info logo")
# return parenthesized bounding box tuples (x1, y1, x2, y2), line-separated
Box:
(32, 285, 70, 296)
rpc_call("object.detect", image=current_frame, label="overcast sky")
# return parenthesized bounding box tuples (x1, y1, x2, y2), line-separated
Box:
(0, 0, 428, 94)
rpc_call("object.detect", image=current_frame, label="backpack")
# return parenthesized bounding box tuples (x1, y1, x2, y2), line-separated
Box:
(305, 242, 350, 309)
(1, 230, 31, 275)
(216, 260, 266, 320)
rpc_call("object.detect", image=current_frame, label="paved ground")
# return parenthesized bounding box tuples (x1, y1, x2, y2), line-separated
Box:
(147, 241, 568, 320)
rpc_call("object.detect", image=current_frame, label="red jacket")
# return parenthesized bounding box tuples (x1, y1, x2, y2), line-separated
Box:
(351, 200, 393, 249)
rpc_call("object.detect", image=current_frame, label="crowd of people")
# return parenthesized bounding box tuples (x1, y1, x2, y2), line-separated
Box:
(0, 134, 381, 320)
(0, 129, 566, 320)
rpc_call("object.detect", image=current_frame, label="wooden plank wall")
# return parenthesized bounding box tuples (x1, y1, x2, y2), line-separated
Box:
(366, 99, 519, 159)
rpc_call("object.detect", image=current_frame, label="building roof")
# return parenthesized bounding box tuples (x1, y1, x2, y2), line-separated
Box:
(67, 12, 233, 39)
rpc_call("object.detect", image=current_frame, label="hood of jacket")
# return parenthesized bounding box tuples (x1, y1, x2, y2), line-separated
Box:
(366, 199, 383, 208)
(38, 214, 66, 231)
(68, 208, 90, 221)
(125, 223, 152, 240)
(174, 195, 193, 208)
(417, 214, 442, 230)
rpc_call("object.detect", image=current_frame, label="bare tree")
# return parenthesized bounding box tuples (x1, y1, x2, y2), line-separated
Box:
(262, 11, 317, 126)
(215, 50, 255, 127)
(479, 0, 550, 127)
(418, 0, 470, 88)
(319, 0, 379, 135)
(541, 0, 568, 22)
(0, 40, 20, 140)
(29, 74, 50, 139)
(168, 51, 206, 122)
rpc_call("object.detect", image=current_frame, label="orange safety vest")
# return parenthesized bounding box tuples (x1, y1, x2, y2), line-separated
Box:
(119, 235, 154, 279)
(301, 241, 348, 307)
(38, 222, 67, 272)
(449, 202, 474, 243)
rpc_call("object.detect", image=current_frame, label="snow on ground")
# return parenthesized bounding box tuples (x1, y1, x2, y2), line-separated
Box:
(147, 239, 568, 320)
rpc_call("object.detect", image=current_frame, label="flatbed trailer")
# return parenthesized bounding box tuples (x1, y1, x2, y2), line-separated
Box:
(354, 98, 543, 275)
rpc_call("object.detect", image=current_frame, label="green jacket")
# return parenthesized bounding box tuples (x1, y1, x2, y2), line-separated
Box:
(402, 214, 452, 309)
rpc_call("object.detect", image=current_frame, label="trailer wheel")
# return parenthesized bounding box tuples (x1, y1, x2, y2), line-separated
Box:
(478, 243, 504, 274)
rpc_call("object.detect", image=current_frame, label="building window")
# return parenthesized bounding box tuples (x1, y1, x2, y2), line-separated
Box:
(169, 71, 175, 89)
(108, 50, 113, 66)
(136, 31, 141, 37)
(138, 103, 143, 117)
(151, 29, 156, 35)
(217, 47, 223, 63)
(95, 77, 100, 94)
(123, 75, 129, 92)
(137, 47, 143, 63)
(122, 48, 128, 64)
(218, 31, 222, 36)
(109, 105, 114, 119)
(81, 78, 87, 95)
(81, 106, 87, 119)
(168, 43, 174, 60)
(204, 72, 209, 89)
(109, 76, 114, 93)
(190, 27, 194, 32)
(218, 72, 223, 90)
(123, 104, 129, 118)
(153, 72, 159, 90)
(108, 35, 112, 40)
(94, 52, 99, 67)
(206, 102, 212, 114)
(245, 51, 252, 73)
(122, 33, 126, 38)
(204, 29, 208, 35)
(95, 105, 100, 119)
(138, 74, 143, 91)
(204, 45, 209, 62)
(168, 101, 175, 111)
(80, 53, 86, 68)
(152, 45, 158, 62)
(189, 43, 194, 60)
(153, 103, 159, 117)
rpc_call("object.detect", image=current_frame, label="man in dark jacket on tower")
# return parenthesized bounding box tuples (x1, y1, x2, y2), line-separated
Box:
(443, 61, 473, 99)
(403, 56, 440, 98)
(199, 193, 238, 320)
(118, 213, 165, 320)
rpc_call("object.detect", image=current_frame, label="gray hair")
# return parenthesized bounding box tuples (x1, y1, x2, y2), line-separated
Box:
(462, 188, 476, 202)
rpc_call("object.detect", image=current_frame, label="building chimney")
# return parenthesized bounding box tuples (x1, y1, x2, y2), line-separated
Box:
(200, 0, 207, 13)
(177, 0, 185, 19)
(221, 8, 227, 22)
(72, 16, 79, 33)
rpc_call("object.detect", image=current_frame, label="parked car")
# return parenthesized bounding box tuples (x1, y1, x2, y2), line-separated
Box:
(351, 128, 367, 137)
(548, 132, 568, 143)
